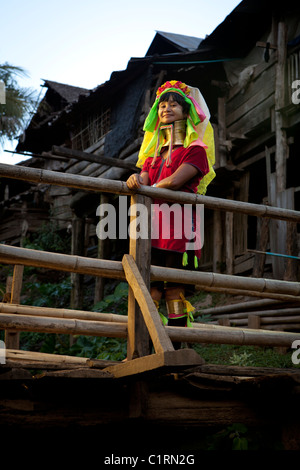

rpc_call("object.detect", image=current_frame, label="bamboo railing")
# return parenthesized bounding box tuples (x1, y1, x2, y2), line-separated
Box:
(0, 162, 300, 375)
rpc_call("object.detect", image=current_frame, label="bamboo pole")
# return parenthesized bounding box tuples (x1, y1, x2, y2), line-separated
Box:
(1, 162, 300, 222)
(150, 265, 300, 298)
(166, 324, 300, 347)
(1, 244, 300, 301)
(0, 302, 127, 323)
(0, 244, 125, 279)
(0, 312, 299, 348)
(202, 298, 288, 316)
(196, 285, 300, 303)
(0, 313, 127, 338)
(199, 285, 300, 302)
(224, 315, 300, 326)
(211, 307, 300, 321)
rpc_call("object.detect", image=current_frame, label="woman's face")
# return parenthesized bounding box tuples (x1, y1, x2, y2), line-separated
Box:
(158, 97, 185, 124)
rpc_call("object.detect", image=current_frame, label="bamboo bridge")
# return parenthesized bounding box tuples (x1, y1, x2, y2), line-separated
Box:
(0, 162, 300, 449)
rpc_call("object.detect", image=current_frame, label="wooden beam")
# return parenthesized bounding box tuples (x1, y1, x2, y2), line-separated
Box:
(52, 145, 137, 171)
(104, 349, 204, 378)
(256, 41, 277, 50)
(5, 348, 117, 370)
(122, 254, 174, 354)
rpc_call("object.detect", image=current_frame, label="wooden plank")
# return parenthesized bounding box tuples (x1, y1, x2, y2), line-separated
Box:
(104, 349, 204, 378)
(122, 254, 174, 354)
(3, 349, 118, 371)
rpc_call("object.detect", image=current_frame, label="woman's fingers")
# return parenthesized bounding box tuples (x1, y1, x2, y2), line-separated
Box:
(126, 173, 140, 189)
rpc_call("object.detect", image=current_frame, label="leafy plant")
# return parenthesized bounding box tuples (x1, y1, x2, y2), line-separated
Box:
(93, 282, 128, 316)
(23, 221, 71, 254)
(69, 335, 127, 361)
(207, 423, 249, 450)
(0, 63, 38, 146)
(22, 278, 71, 308)
(229, 351, 254, 367)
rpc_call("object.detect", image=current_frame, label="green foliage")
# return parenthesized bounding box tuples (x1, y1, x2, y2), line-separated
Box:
(93, 282, 128, 316)
(18, 281, 128, 360)
(229, 351, 254, 367)
(204, 423, 284, 450)
(193, 343, 300, 368)
(195, 313, 213, 323)
(23, 221, 71, 254)
(0, 63, 38, 146)
(22, 278, 71, 308)
(206, 423, 249, 450)
(69, 336, 127, 361)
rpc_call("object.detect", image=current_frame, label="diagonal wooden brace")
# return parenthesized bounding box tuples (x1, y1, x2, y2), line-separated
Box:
(122, 254, 174, 354)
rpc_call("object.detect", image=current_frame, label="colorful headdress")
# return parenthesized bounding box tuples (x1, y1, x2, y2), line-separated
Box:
(136, 80, 215, 195)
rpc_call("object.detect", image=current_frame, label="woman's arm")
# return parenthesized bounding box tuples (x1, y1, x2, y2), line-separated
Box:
(126, 171, 149, 189)
(155, 164, 198, 190)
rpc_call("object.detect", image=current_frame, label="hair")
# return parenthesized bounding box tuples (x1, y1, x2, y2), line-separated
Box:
(158, 91, 190, 116)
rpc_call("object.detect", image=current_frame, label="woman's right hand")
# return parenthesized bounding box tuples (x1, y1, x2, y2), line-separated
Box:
(126, 173, 143, 189)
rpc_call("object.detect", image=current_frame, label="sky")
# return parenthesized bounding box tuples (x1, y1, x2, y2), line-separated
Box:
(0, 0, 241, 164)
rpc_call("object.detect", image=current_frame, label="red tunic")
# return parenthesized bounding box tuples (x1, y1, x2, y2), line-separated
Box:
(141, 145, 209, 259)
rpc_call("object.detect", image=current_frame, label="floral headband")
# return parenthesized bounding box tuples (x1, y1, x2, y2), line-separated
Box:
(143, 80, 206, 133)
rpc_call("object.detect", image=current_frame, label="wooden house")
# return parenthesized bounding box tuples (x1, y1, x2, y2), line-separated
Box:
(1, 0, 300, 308)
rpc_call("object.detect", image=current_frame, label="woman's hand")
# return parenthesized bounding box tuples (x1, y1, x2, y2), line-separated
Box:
(126, 172, 148, 189)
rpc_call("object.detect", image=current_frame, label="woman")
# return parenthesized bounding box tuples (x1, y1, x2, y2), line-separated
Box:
(126, 80, 215, 347)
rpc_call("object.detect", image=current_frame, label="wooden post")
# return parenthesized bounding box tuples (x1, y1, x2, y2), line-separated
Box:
(94, 194, 109, 304)
(213, 211, 223, 273)
(218, 317, 230, 327)
(248, 314, 261, 330)
(225, 192, 234, 275)
(284, 221, 298, 281)
(5, 265, 24, 349)
(70, 216, 85, 310)
(127, 194, 152, 360)
(252, 215, 270, 278)
(275, 20, 288, 193)
(218, 96, 227, 167)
